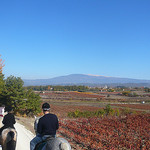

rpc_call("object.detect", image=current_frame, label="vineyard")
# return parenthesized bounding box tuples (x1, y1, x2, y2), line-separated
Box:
(111, 104, 150, 111)
(40, 91, 105, 101)
(39, 91, 150, 149)
(39, 90, 150, 104)
(58, 114, 150, 150)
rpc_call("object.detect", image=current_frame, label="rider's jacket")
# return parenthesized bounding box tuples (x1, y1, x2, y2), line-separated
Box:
(2, 113, 16, 129)
(37, 113, 59, 136)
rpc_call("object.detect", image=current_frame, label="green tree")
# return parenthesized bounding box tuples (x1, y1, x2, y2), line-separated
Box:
(25, 89, 41, 116)
(3, 76, 25, 110)
(1, 75, 41, 116)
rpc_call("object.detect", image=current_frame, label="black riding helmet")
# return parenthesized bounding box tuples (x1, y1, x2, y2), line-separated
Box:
(42, 102, 50, 111)
(5, 106, 13, 112)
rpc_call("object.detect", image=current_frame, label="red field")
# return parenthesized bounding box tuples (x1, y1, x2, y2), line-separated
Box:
(39, 91, 150, 149)
(58, 114, 150, 150)
(111, 104, 150, 111)
(40, 91, 105, 101)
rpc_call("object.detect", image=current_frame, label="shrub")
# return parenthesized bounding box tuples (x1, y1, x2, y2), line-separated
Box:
(104, 104, 113, 115)
(122, 91, 131, 96)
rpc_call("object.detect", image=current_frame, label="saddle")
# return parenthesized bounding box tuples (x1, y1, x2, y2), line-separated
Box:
(34, 136, 55, 150)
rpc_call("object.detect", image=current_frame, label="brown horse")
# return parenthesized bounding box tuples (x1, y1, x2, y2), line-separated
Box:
(0, 128, 17, 150)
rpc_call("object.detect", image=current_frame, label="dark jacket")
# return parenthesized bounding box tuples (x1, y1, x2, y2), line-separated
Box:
(0, 113, 16, 135)
(37, 113, 59, 136)
(2, 113, 16, 128)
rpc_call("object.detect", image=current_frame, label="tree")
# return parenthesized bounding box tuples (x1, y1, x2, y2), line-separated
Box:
(25, 89, 41, 116)
(1, 75, 41, 116)
(3, 76, 25, 109)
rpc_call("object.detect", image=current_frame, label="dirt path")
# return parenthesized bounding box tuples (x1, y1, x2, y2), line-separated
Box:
(15, 122, 35, 150)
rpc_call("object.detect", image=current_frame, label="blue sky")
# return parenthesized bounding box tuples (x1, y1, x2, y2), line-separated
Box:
(0, 0, 150, 80)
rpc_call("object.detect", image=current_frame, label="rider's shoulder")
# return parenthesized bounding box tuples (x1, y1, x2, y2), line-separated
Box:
(42, 113, 58, 119)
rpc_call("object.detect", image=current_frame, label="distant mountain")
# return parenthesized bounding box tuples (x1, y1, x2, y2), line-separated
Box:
(23, 74, 150, 87)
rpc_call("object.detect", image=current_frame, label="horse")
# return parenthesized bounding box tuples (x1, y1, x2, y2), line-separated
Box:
(34, 116, 71, 150)
(0, 128, 17, 150)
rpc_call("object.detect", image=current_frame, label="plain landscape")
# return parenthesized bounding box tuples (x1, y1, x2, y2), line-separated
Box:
(18, 85, 150, 150)
(1, 1, 150, 150)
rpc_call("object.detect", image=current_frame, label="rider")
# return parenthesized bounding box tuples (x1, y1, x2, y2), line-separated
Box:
(30, 102, 59, 150)
(0, 106, 16, 135)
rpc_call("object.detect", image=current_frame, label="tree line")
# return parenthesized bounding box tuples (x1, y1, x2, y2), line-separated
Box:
(26, 85, 89, 92)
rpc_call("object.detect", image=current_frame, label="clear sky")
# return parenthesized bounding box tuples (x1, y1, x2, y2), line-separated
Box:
(0, 0, 150, 80)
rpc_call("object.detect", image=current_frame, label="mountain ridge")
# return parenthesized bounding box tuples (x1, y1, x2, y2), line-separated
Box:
(23, 74, 150, 87)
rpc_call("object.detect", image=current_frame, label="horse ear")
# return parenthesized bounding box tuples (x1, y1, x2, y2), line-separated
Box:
(60, 143, 70, 150)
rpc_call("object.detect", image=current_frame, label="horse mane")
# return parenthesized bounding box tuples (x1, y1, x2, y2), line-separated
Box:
(34, 116, 41, 135)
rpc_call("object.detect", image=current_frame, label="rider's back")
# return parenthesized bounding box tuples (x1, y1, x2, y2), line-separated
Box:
(2, 113, 16, 129)
(37, 113, 59, 136)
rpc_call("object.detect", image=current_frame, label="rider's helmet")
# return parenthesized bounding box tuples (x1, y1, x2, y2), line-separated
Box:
(42, 102, 50, 111)
(5, 106, 13, 112)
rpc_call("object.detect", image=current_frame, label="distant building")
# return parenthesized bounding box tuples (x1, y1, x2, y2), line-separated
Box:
(103, 85, 108, 89)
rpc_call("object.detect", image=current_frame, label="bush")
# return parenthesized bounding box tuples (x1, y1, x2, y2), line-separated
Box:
(104, 104, 113, 115)
(121, 107, 133, 115)
(68, 105, 121, 118)
(122, 91, 131, 96)
(95, 109, 105, 117)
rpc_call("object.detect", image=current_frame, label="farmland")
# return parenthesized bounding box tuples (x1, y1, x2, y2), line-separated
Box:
(58, 114, 150, 150)
(36, 89, 150, 149)
(38, 90, 150, 113)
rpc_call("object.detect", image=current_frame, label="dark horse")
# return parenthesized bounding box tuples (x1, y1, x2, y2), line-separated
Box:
(34, 117, 71, 150)
(0, 128, 17, 150)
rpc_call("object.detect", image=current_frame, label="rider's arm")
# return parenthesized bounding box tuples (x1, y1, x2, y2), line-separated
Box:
(12, 114, 16, 124)
(56, 116, 59, 130)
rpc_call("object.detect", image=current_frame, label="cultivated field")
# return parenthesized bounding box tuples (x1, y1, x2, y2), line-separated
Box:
(18, 90, 150, 149)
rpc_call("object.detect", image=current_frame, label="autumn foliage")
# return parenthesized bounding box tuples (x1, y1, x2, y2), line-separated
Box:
(0, 55, 5, 74)
(58, 114, 150, 150)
